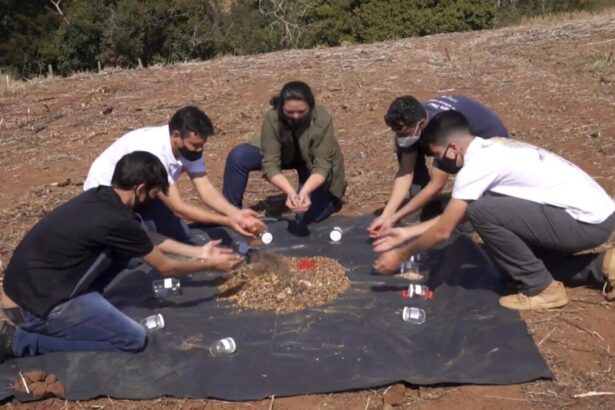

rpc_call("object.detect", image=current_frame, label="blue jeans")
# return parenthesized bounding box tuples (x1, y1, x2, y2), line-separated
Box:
(137, 198, 192, 243)
(12, 292, 146, 356)
(223, 143, 341, 225)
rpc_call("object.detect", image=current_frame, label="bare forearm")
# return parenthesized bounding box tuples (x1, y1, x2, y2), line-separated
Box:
(148, 231, 201, 258)
(270, 174, 295, 195)
(399, 224, 447, 261)
(391, 183, 439, 223)
(174, 202, 230, 226)
(383, 175, 412, 217)
(161, 259, 215, 277)
(197, 180, 238, 216)
(299, 174, 325, 195)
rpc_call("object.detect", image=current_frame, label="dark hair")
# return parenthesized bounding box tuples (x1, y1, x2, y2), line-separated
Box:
(270, 81, 315, 113)
(419, 110, 471, 155)
(384, 96, 426, 131)
(169, 106, 214, 140)
(111, 151, 170, 195)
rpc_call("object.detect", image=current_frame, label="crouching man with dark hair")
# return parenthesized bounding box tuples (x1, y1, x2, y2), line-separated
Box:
(373, 111, 615, 311)
(0, 152, 243, 361)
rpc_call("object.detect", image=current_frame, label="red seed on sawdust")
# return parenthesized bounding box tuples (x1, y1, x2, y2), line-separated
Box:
(297, 259, 317, 270)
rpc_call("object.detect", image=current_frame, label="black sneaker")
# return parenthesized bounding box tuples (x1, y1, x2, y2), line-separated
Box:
(0, 320, 16, 362)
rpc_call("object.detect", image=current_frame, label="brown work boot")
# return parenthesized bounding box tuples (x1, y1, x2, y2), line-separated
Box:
(602, 248, 615, 301)
(499, 280, 568, 311)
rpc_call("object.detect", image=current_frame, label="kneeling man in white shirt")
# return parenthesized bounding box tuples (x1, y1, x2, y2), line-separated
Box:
(373, 110, 615, 310)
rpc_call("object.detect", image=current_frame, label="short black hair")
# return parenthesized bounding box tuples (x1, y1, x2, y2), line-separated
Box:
(111, 151, 170, 195)
(169, 106, 214, 140)
(419, 110, 471, 155)
(270, 81, 315, 112)
(384, 96, 426, 131)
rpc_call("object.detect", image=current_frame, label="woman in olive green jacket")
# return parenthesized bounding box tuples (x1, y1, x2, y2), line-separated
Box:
(222, 81, 346, 226)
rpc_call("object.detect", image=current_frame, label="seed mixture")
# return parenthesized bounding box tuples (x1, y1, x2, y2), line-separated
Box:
(218, 252, 349, 314)
(398, 271, 424, 281)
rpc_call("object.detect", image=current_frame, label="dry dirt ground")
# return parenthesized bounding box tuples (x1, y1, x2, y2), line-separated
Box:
(1, 9, 615, 410)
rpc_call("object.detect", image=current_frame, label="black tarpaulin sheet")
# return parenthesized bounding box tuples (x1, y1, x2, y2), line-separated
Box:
(0, 214, 551, 402)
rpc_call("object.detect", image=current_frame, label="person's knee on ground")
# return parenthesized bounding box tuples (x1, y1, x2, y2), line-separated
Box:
(116, 322, 147, 352)
(467, 199, 568, 310)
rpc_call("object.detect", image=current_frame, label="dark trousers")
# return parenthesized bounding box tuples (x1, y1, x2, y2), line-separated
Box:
(467, 195, 615, 295)
(222, 143, 341, 225)
(138, 198, 192, 243)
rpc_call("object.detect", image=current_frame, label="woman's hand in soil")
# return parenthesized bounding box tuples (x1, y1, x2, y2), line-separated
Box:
(199, 240, 244, 272)
(374, 248, 404, 275)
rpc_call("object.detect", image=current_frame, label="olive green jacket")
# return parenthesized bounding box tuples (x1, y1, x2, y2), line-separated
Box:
(251, 105, 347, 198)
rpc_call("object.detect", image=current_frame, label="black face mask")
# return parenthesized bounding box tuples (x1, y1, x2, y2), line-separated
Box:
(282, 113, 311, 130)
(179, 145, 203, 162)
(437, 145, 462, 175)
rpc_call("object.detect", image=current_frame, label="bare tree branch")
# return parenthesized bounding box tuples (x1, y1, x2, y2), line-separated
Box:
(257, 0, 309, 47)
(48, 0, 70, 24)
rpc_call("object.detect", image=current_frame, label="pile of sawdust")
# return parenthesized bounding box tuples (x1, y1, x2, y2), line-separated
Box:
(218, 252, 349, 314)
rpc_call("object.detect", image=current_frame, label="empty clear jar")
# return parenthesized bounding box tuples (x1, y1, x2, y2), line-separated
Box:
(152, 278, 181, 299)
(402, 307, 426, 324)
(140, 313, 165, 332)
(399, 253, 425, 274)
(209, 337, 237, 357)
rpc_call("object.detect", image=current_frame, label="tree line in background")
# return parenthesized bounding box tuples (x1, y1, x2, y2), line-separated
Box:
(0, 0, 612, 78)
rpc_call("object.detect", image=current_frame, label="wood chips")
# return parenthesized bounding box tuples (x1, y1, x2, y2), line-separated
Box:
(217, 252, 349, 314)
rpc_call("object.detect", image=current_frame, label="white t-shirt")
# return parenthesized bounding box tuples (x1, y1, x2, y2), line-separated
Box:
(453, 137, 615, 224)
(83, 125, 206, 190)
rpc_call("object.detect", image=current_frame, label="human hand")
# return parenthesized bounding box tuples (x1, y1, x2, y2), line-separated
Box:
(285, 192, 302, 212)
(199, 240, 244, 272)
(373, 248, 404, 275)
(237, 209, 267, 237)
(295, 191, 311, 213)
(372, 227, 410, 253)
(228, 209, 259, 237)
(368, 215, 392, 238)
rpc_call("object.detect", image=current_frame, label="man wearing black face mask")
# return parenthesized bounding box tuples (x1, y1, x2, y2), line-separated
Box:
(84, 106, 266, 243)
(373, 111, 615, 311)
(369, 95, 509, 239)
(0, 152, 243, 361)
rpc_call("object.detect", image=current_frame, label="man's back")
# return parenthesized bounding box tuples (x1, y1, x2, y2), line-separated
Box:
(3, 187, 152, 317)
(423, 95, 509, 139)
(83, 125, 173, 190)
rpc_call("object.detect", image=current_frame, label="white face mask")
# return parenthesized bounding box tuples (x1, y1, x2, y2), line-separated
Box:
(395, 122, 421, 148)
(396, 135, 419, 148)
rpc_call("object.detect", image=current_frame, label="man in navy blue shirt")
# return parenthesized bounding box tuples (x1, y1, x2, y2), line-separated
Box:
(368, 95, 509, 238)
